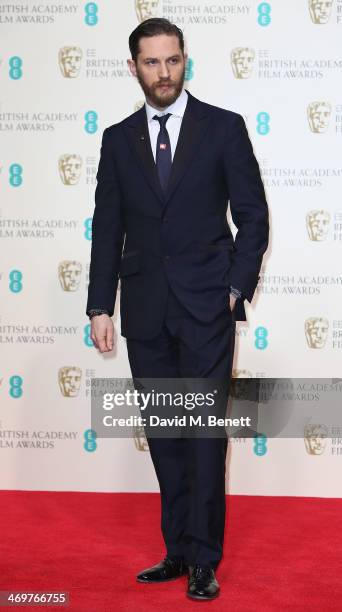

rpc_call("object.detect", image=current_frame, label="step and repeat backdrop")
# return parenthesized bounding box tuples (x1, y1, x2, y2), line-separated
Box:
(1, 1, 342, 497)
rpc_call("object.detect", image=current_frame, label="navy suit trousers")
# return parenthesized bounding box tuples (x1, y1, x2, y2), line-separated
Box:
(126, 285, 236, 568)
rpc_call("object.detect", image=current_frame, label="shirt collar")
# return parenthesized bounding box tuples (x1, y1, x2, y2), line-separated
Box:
(145, 88, 188, 123)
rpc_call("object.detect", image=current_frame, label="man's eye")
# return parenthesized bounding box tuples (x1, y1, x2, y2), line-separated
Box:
(169, 58, 179, 64)
(147, 60, 157, 65)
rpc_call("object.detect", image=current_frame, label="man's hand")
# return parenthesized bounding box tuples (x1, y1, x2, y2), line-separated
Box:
(229, 294, 237, 312)
(90, 314, 114, 352)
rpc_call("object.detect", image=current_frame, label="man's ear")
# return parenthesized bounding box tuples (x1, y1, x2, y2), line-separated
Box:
(127, 58, 137, 77)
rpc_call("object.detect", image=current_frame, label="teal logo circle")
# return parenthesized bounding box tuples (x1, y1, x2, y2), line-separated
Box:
(185, 58, 194, 81)
(9, 56, 22, 79)
(9, 269, 23, 293)
(85, 2, 98, 26)
(84, 110, 98, 133)
(254, 326, 268, 350)
(257, 3, 271, 26)
(9, 163, 23, 187)
(84, 429, 97, 452)
(84, 323, 93, 346)
(253, 433, 268, 455)
(84, 217, 92, 240)
(256, 112, 270, 135)
(10, 375, 23, 398)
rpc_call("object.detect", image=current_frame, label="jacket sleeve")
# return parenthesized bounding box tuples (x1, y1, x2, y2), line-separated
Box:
(86, 127, 125, 317)
(223, 113, 269, 303)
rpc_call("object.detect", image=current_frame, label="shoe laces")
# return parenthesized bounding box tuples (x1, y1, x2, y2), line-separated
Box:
(190, 564, 213, 582)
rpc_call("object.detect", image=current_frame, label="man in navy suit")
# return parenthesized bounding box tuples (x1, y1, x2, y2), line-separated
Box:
(87, 18, 269, 601)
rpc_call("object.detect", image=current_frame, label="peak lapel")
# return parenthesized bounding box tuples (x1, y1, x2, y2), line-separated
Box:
(123, 106, 165, 205)
(163, 91, 209, 209)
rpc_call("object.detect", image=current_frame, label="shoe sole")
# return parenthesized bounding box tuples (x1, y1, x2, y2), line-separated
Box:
(186, 591, 220, 601)
(137, 573, 188, 584)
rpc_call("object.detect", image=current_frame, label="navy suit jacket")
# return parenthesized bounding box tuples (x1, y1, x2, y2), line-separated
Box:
(86, 90, 269, 339)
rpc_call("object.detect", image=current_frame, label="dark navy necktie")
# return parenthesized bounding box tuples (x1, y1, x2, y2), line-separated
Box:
(153, 113, 172, 193)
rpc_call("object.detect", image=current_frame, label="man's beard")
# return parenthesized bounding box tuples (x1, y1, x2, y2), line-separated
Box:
(136, 65, 185, 108)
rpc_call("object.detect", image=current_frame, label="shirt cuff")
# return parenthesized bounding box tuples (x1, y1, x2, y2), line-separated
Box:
(229, 286, 242, 299)
(88, 309, 109, 320)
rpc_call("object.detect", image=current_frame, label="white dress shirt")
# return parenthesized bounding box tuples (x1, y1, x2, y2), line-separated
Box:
(144, 88, 188, 162)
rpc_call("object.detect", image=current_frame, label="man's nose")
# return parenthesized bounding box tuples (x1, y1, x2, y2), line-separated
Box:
(158, 62, 170, 78)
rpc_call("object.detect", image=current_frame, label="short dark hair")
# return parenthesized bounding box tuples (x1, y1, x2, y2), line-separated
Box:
(129, 18, 184, 62)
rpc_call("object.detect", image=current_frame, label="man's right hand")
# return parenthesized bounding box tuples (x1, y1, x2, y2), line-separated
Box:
(90, 314, 114, 353)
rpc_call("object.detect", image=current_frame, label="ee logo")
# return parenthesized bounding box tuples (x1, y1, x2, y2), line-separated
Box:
(84, 2, 98, 26)
(84, 217, 92, 241)
(9, 56, 22, 79)
(185, 58, 194, 81)
(257, 3, 271, 26)
(84, 110, 98, 134)
(257, 112, 270, 135)
(9, 164, 23, 187)
(9, 270, 23, 293)
(10, 375, 23, 398)
(84, 323, 93, 347)
(255, 326, 268, 350)
(84, 429, 97, 452)
(254, 433, 268, 456)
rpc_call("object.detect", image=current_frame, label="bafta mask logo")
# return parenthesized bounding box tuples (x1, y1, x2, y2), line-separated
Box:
(231, 47, 255, 79)
(305, 317, 329, 348)
(134, 100, 145, 112)
(58, 260, 82, 292)
(133, 425, 149, 451)
(306, 209, 330, 241)
(304, 423, 328, 455)
(58, 154, 82, 185)
(58, 46, 83, 78)
(308, 0, 333, 24)
(135, 0, 159, 22)
(307, 101, 331, 133)
(58, 366, 82, 397)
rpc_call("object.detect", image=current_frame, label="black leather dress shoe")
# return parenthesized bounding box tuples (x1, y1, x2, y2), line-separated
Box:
(187, 564, 220, 600)
(136, 556, 188, 583)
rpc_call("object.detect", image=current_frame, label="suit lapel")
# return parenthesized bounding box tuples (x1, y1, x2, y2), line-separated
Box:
(163, 92, 209, 208)
(123, 90, 209, 212)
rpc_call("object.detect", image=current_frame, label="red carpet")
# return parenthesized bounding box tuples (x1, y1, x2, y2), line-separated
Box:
(0, 491, 341, 611)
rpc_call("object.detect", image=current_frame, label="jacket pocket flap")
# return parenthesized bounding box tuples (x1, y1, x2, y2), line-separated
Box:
(201, 242, 234, 251)
(119, 251, 141, 277)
